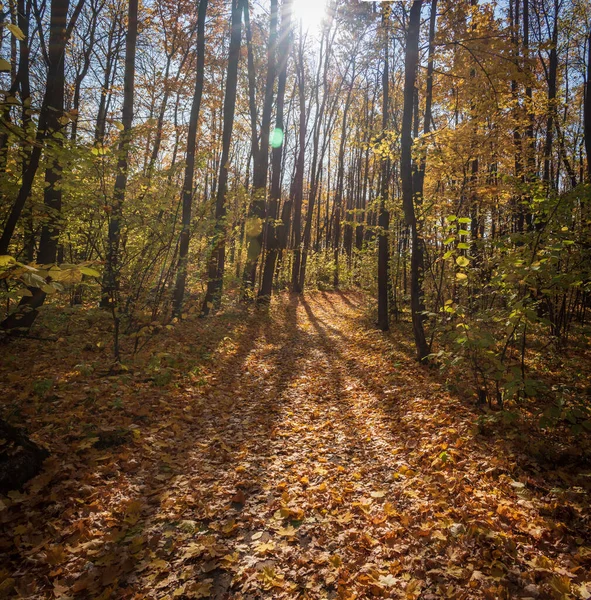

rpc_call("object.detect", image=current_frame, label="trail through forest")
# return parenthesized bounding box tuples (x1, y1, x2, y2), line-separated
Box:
(1, 292, 590, 599)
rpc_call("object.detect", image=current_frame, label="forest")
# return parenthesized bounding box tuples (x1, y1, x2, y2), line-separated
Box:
(1, 0, 591, 597)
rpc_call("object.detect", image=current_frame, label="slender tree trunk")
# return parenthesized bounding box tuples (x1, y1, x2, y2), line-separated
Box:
(258, 0, 292, 301)
(298, 22, 338, 290)
(201, 0, 243, 315)
(291, 28, 306, 292)
(95, 15, 124, 144)
(1, 0, 86, 331)
(377, 5, 390, 331)
(585, 27, 591, 181)
(401, 0, 429, 361)
(543, 0, 558, 189)
(172, 0, 208, 317)
(333, 70, 355, 290)
(71, 0, 100, 141)
(242, 0, 278, 297)
(100, 0, 139, 353)
(0, 0, 73, 256)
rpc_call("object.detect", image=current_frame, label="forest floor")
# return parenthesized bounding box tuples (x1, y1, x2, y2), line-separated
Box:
(1, 291, 591, 599)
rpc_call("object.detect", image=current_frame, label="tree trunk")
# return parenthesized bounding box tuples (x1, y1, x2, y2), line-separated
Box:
(401, 0, 429, 361)
(0, 0, 79, 256)
(377, 5, 390, 331)
(201, 0, 243, 315)
(241, 0, 278, 297)
(585, 27, 591, 181)
(258, 0, 293, 302)
(100, 0, 139, 360)
(172, 0, 208, 317)
(291, 28, 306, 292)
(333, 71, 355, 290)
(1, 0, 86, 331)
(542, 0, 558, 189)
(298, 21, 338, 291)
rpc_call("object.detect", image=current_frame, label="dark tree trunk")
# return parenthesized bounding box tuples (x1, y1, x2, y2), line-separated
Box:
(585, 27, 591, 181)
(0, 0, 83, 256)
(201, 0, 243, 315)
(172, 0, 208, 317)
(333, 70, 355, 290)
(95, 13, 124, 144)
(258, 0, 293, 302)
(242, 0, 278, 297)
(1, 0, 86, 332)
(100, 0, 138, 361)
(542, 0, 558, 189)
(71, 0, 101, 141)
(298, 22, 338, 291)
(377, 5, 390, 331)
(291, 29, 306, 292)
(401, 0, 429, 361)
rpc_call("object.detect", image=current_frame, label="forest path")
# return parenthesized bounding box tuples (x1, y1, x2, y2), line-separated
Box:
(1, 292, 589, 599)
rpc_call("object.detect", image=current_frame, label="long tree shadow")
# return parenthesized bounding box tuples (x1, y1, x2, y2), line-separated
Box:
(3, 292, 588, 598)
(1, 295, 308, 598)
(308, 293, 591, 597)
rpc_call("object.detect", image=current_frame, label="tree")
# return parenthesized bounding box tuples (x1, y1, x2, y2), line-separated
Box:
(201, 0, 244, 316)
(400, 0, 429, 361)
(241, 0, 278, 298)
(99, 0, 138, 361)
(172, 0, 209, 317)
(1, 0, 86, 331)
(377, 3, 390, 332)
(258, 0, 293, 302)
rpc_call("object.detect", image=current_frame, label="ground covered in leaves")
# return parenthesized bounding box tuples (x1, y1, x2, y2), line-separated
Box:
(1, 292, 591, 599)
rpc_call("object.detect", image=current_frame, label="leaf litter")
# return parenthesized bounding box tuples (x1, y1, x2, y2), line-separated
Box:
(1, 292, 590, 599)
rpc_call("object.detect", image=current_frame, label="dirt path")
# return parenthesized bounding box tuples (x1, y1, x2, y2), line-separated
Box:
(1, 292, 590, 599)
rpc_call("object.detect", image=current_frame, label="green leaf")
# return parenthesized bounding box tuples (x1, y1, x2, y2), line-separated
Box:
(79, 266, 100, 277)
(14, 287, 33, 297)
(447, 215, 457, 222)
(443, 236, 455, 245)
(458, 217, 471, 224)
(457, 242, 470, 250)
(456, 272, 468, 280)
(456, 256, 470, 267)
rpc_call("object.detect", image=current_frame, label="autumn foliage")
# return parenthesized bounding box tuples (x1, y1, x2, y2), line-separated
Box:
(1, 0, 591, 596)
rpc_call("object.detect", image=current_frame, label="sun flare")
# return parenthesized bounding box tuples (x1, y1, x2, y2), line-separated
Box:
(292, 0, 328, 32)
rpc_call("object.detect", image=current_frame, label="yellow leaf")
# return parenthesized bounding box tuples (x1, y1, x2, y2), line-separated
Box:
(254, 541, 276, 554)
(329, 554, 342, 568)
(186, 581, 212, 599)
(277, 525, 297, 537)
(0, 255, 16, 267)
(6, 24, 25, 40)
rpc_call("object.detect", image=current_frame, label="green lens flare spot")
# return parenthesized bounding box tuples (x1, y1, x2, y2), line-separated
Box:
(270, 128, 284, 148)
